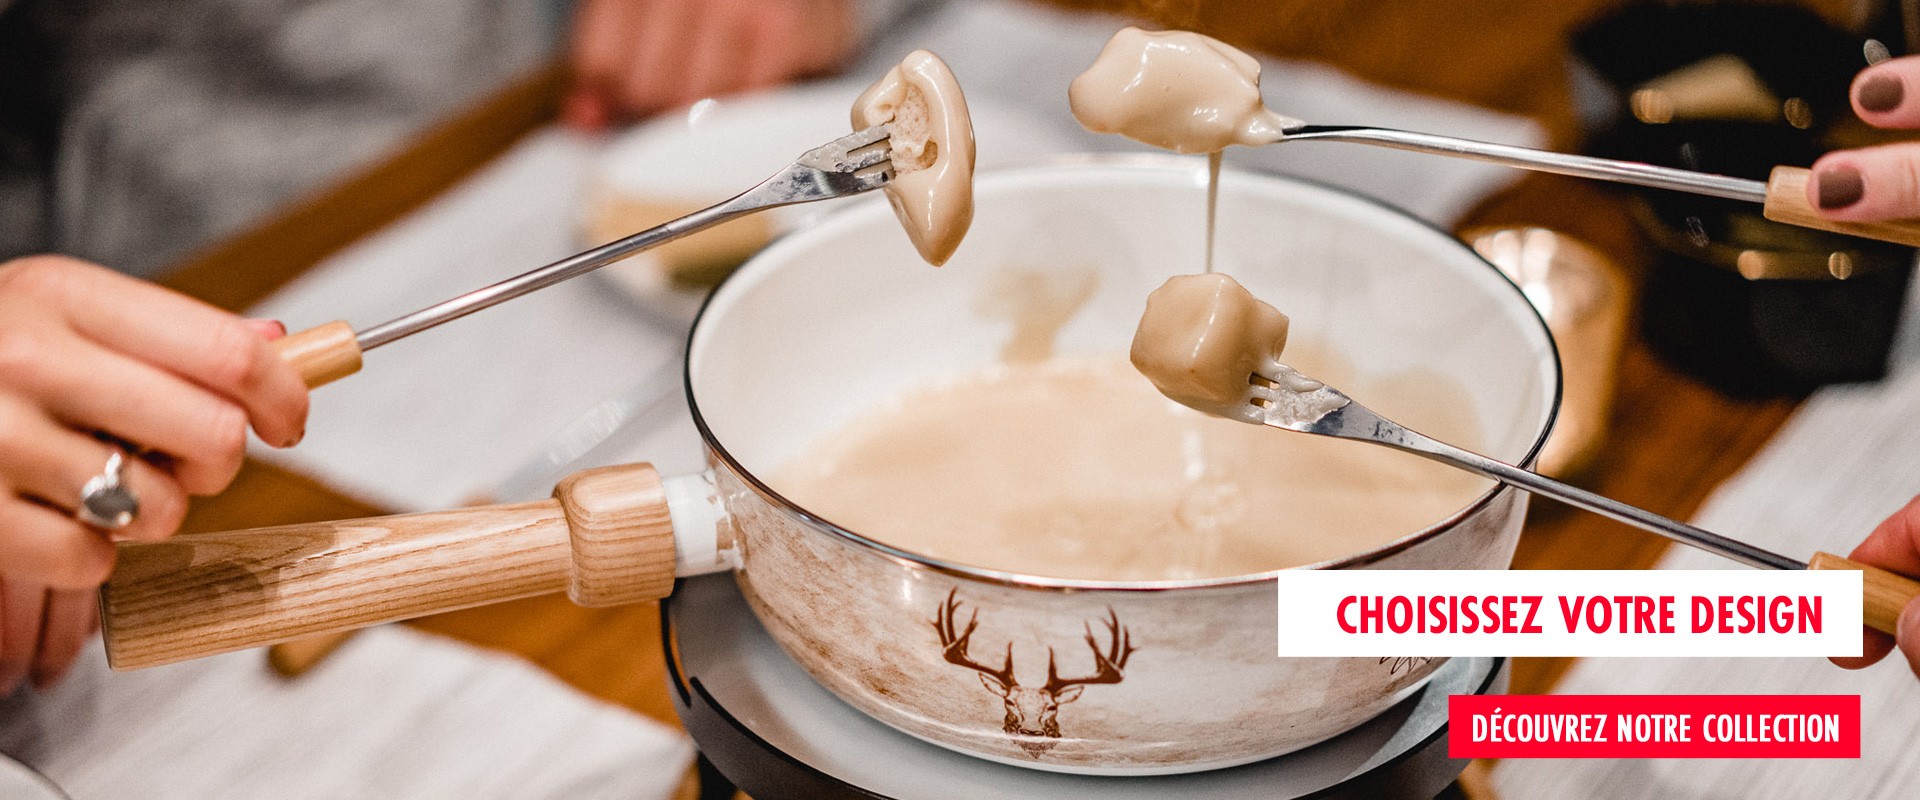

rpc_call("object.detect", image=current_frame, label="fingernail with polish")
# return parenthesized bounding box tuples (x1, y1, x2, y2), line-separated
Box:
(1860, 74, 1905, 112)
(247, 318, 288, 341)
(1817, 166, 1864, 210)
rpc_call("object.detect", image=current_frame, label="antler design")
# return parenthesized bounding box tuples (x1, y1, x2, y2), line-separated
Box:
(1043, 607, 1137, 694)
(932, 588, 1017, 689)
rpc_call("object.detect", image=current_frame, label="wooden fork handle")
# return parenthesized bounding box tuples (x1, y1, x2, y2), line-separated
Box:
(1763, 167, 1920, 248)
(101, 463, 677, 670)
(1809, 551, 1920, 635)
(273, 320, 363, 388)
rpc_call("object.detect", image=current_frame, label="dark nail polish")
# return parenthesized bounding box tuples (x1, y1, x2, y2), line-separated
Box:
(1860, 74, 1905, 112)
(1817, 166, 1864, 210)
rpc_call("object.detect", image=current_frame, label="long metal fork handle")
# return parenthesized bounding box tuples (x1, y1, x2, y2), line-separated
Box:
(354, 124, 892, 351)
(1390, 426, 1806, 572)
(1281, 125, 1769, 204)
(355, 201, 752, 349)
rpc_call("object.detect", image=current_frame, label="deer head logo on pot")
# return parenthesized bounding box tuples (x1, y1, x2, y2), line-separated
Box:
(931, 589, 1138, 756)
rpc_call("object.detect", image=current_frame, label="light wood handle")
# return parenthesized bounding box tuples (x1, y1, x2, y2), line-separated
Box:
(1763, 167, 1920, 248)
(102, 463, 677, 670)
(556, 463, 678, 607)
(1809, 551, 1920, 635)
(272, 320, 363, 388)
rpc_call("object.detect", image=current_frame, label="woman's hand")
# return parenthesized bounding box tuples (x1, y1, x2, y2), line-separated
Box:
(1831, 495, 1920, 676)
(0, 255, 309, 693)
(564, 0, 857, 129)
(1814, 60, 1920, 675)
(1808, 56, 1920, 218)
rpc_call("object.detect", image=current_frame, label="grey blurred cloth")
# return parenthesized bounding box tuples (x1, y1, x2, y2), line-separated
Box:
(0, 0, 559, 276)
(0, 0, 54, 261)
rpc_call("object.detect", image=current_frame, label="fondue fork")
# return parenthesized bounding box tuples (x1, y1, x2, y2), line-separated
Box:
(271, 125, 895, 388)
(1238, 361, 1920, 633)
(1268, 124, 1920, 248)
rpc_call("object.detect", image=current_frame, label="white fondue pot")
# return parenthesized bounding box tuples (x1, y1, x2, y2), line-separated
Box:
(102, 158, 1559, 775)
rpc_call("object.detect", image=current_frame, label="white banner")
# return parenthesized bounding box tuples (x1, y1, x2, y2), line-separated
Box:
(1274, 570, 1863, 658)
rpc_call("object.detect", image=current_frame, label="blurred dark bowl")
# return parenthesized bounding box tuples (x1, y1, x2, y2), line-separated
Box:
(1572, 3, 1914, 397)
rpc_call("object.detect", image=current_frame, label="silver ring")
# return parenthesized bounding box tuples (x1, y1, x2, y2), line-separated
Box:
(77, 450, 138, 530)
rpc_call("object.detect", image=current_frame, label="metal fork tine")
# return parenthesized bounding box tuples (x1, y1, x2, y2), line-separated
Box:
(844, 146, 891, 171)
(840, 123, 891, 150)
(806, 124, 890, 163)
(795, 123, 893, 175)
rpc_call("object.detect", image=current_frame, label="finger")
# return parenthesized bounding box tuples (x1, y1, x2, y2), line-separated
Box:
(789, 0, 856, 75)
(569, 0, 625, 76)
(0, 400, 188, 542)
(0, 257, 308, 448)
(563, 89, 616, 132)
(1830, 629, 1894, 669)
(738, 7, 792, 91)
(1848, 494, 1920, 575)
(1805, 142, 1920, 221)
(619, 0, 697, 114)
(9, 335, 247, 495)
(568, 0, 636, 121)
(0, 501, 116, 589)
(31, 588, 94, 690)
(677, 4, 750, 106)
(1829, 495, 1920, 668)
(1901, 598, 1920, 680)
(0, 577, 46, 694)
(246, 319, 287, 342)
(1851, 56, 1920, 128)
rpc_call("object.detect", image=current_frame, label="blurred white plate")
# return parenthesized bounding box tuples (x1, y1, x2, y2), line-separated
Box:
(587, 80, 1077, 326)
(0, 754, 67, 800)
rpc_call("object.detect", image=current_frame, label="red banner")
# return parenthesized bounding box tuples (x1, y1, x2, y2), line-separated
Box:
(1449, 694, 1859, 758)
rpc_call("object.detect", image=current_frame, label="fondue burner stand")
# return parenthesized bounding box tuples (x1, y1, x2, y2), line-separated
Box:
(663, 575, 1507, 799)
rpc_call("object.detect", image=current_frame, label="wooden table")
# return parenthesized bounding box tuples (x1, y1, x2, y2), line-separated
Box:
(150, 1, 1825, 792)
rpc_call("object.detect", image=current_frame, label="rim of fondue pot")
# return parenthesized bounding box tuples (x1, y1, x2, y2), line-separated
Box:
(685, 156, 1561, 591)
